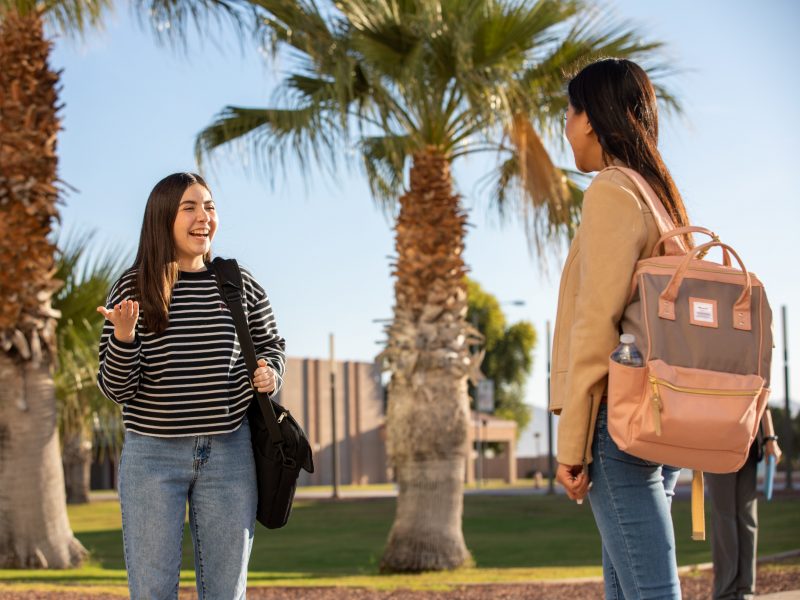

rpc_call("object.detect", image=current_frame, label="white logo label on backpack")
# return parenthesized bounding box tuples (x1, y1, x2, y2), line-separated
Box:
(690, 297, 718, 328)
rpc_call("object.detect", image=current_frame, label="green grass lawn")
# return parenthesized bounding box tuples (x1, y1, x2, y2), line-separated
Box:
(1, 493, 798, 589)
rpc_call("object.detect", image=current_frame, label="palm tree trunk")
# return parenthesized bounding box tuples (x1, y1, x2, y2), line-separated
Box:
(380, 149, 475, 572)
(0, 355, 87, 567)
(62, 428, 92, 505)
(0, 10, 86, 568)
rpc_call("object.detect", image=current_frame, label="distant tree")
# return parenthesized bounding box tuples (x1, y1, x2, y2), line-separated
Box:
(466, 279, 535, 435)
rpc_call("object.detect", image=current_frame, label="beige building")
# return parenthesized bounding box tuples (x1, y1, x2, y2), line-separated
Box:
(275, 357, 388, 486)
(466, 411, 518, 484)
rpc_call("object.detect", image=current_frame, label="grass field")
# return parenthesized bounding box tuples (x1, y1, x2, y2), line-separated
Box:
(1, 492, 798, 589)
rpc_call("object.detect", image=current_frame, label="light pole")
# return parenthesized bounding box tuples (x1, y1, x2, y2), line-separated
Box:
(546, 320, 555, 495)
(330, 333, 340, 499)
(782, 306, 793, 490)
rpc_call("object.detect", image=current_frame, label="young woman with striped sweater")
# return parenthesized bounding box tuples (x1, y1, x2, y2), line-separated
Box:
(97, 172, 285, 599)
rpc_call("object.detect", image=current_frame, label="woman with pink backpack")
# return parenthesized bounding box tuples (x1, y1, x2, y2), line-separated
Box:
(550, 58, 691, 599)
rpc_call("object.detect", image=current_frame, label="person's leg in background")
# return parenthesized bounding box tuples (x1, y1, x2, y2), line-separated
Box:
(735, 445, 759, 600)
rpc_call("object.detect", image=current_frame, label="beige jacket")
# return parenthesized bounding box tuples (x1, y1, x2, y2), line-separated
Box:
(549, 166, 662, 466)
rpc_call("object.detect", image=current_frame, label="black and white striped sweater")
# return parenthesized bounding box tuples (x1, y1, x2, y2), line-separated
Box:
(97, 265, 285, 437)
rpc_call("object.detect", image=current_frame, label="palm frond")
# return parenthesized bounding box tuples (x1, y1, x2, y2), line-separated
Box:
(339, 0, 425, 81)
(509, 115, 570, 212)
(467, 0, 577, 69)
(251, 0, 336, 57)
(206, 0, 685, 262)
(360, 134, 412, 209)
(195, 104, 342, 183)
(52, 229, 129, 455)
(519, 7, 682, 142)
(481, 146, 583, 260)
(1, 0, 112, 37)
(131, 0, 258, 48)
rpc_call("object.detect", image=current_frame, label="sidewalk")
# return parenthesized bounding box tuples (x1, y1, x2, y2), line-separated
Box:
(90, 478, 800, 501)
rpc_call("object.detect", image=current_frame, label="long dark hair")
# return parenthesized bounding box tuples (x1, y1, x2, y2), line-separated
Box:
(133, 172, 212, 334)
(568, 59, 691, 242)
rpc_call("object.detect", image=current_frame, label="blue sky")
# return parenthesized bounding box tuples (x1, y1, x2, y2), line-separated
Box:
(50, 0, 799, 454)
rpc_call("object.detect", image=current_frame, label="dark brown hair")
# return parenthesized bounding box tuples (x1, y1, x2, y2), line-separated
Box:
(133, 172, 212, 334)
(568, 59, 691, 246)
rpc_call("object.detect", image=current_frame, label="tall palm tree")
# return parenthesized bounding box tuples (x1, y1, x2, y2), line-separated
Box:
(195, 0, 679, 572)
(0, 0, 111, 568)
(53, 231, 128, 504)
(0, 0, 261, 568)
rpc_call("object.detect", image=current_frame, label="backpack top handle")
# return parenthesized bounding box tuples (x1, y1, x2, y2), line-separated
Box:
(652, 226, 731, 266)
(657, 240, 753, 331)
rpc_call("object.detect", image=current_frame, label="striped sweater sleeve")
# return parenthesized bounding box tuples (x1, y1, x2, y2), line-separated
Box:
(241, 268, 286, 393)
(96, 273, 141, 404)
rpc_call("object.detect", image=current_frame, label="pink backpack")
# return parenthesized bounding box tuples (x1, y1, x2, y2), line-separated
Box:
(604, 167, 772, 540)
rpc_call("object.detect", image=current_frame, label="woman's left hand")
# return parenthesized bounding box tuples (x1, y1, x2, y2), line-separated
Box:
(765, 439, 782, 464)
(253, 359, 276, 394)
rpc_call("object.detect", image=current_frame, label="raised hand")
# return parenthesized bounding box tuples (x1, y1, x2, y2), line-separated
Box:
(97, 299, 139, 343)
(253, 358, 276, 394)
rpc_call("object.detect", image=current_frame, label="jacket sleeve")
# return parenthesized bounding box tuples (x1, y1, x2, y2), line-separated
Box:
(242, 269, 287, 394)
(557, 178, 648, 465)
(96, 278, 141, 405)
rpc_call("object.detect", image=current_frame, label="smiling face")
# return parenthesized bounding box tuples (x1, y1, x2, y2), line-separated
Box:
(172, 183, 217, 271)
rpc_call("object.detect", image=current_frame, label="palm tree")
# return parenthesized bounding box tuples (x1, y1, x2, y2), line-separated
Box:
(53, 232, 128, 504)
(0, 0, 111, 568)
(0, 0, 261, 568)
(195, 0, 679, 572)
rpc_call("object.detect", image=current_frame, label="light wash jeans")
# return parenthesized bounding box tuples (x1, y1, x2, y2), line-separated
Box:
(588, 404, 682, 600)
(119, 418, 257, 600)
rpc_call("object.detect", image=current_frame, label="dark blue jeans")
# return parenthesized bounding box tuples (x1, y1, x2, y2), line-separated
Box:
(589, 405, 682, 599)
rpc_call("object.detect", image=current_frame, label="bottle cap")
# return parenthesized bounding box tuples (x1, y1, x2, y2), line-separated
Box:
(620, 333, 635, 344)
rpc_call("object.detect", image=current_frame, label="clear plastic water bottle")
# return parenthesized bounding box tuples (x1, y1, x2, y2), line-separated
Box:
(610, 333, 644, 367)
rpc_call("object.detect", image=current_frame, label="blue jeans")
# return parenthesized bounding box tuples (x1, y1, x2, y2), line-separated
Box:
(119, 419, 257, 600)
(588, 405, 682, 599)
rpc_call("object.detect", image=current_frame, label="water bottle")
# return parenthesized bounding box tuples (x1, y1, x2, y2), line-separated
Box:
(610, 333, 644, 367)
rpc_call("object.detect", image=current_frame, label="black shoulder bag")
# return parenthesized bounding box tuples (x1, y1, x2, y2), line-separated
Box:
(210, 257, 314, 529)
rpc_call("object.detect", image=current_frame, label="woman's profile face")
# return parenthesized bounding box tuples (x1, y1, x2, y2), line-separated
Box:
(172, 183, 217, 268)
(564, 103, 599, 173)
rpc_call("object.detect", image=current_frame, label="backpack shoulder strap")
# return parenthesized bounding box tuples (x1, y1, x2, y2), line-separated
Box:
(209, 257, 284, 445)
(601, 165, 688, 256)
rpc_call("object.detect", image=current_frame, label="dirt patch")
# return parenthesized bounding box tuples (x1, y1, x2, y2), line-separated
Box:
(1, 563, 798, 599)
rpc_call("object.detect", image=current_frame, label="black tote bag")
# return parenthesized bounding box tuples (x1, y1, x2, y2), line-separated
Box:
(211, 258, 314, 529)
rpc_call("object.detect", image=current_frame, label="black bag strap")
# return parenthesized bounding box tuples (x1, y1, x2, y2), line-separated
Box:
(209, 257, 284, 447)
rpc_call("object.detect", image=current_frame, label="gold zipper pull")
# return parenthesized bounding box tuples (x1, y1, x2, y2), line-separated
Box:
(650, 378, 663, 436)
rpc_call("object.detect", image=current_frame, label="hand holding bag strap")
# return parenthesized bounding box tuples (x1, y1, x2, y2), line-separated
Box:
(657, 241, 753, 331)
(602, 166, 688, 256)
(209, 258, 284, 446)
